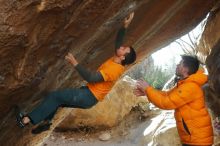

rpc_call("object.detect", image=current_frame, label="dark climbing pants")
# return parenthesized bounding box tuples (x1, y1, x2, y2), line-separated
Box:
(28, 86, 98, 125)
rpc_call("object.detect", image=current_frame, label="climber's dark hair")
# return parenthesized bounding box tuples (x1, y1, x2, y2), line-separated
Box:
(121, 46, 136, 66)
(181, 55, 199, 75)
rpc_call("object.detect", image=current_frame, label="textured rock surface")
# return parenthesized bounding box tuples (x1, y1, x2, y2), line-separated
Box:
(141, 111, 181, 146)
(200, 1, 220, 116)
(58, 76, 146, 129)
(0, 0, 217, 145)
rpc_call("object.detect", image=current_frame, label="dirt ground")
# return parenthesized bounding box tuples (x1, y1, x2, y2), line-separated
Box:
(42, 107, 160, 146)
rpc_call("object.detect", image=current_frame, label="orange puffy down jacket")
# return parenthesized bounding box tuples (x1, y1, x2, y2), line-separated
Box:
(145, 70, 213, 145)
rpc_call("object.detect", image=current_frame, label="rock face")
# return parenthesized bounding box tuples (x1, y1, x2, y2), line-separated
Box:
(141, 111, 181, 146)
(0, 0, 217, 145)
(199, 1, 220, 117)
(57, 76, 146, 129)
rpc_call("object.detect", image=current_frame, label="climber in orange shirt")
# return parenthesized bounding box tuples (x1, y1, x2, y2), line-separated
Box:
(134, 55, 213, 146)
(16, 12, 136, 134)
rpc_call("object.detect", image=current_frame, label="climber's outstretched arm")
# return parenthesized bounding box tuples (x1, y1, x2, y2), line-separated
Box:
(115, 12, 134, 50)
(65, 53, 104, 83)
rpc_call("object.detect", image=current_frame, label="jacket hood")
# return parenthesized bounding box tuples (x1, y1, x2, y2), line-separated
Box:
(183, 69, 208, 86)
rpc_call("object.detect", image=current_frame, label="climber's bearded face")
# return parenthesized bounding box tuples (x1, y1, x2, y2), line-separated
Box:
(116, 46, 130, 57)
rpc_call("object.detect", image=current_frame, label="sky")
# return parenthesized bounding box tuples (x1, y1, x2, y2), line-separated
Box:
(151, 14, 208, 67)
(152, 42, 183, 66)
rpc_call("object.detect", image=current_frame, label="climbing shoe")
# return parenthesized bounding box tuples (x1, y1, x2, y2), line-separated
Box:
(31, 121, 52, 134)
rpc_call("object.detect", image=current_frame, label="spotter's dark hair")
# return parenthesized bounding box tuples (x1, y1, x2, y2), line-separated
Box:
(181, 55, 199, 75)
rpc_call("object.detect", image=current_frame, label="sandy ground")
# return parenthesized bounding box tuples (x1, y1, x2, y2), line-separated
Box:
(41, 108, 220, 146)
(42, 108, 160, 146)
